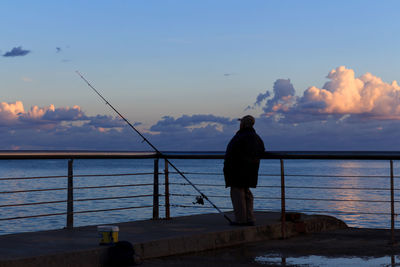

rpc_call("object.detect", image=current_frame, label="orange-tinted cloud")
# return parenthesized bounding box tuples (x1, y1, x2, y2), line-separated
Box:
(302, 66, 400, 118)
(259, 66, 400, 121)
(0, 101, 25, 122)
(0, 101, 84, 127)
(0, 101, 128, 132)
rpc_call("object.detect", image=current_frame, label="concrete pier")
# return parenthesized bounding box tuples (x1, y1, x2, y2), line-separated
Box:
(0, 212, 347, 267)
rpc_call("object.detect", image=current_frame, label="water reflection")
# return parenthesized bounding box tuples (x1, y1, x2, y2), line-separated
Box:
(325, 160, 391, 228)
(281, 159, 395, 228)
(337, 160, 363, 169)
(254, 253, 400, 266)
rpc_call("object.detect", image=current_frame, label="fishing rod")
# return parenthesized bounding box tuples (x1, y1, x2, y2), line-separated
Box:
(76, 71, 232, 224)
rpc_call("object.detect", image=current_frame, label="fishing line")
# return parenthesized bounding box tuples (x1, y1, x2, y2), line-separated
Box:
(76, 71, 232, 224)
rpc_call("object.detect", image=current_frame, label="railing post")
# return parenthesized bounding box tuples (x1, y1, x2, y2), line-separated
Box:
(67, 159, 74, 229)
(390, 160, 396, 244)
(153, 158, 159, 220)
(164, 159, 170, 219)
(280, 159, 286, 239)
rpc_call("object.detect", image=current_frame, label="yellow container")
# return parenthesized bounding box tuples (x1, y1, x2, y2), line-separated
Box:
(97, 225, 119, 245)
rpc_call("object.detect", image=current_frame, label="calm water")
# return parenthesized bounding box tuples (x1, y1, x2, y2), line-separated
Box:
(0, 158, 398, 235)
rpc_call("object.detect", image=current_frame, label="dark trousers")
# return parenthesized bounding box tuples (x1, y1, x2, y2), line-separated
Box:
(230, 187, 255, 223)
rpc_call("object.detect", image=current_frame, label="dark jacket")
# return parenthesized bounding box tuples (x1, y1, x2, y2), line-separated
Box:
(223, 127, 265, 188)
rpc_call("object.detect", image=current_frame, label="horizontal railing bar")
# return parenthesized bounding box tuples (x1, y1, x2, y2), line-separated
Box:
(168, 172, 272, 176)
(74, 183, 153, 190)
(163, 151, 400, 160)
(0, 188, 66, 194)
(166, 182, 396, 191)
(168, 171, 399, 179)
(1, 150, 400, 160)
(168, 172, 222, 176)
(0, 175, 67, 181)
(170, 204, 231, 209)
(0, 172, 154, 181)
(0, 212, 67, 221)
(74, 194, 153, 202)
(0, 151, 157, 160)
(280, 185, 395, 191)
(169, 194, 396, 203)
(166, 204, 279, 212)
(0, 199, 66, 208)
(169, 204, 398, 216)
(272, 208, 397, 216)
(258, 185, 397, 191)
(169, 173, 399, 179)
(1, 172, 395, 183)
(0, 180, 154, 196)
(0, 183, 154, 194)
(0, 205, 154, 221)
(167, 182, 225, 187)
(74, 205, 153, 214)
(284, 197, 394, 203)
(74, 172, 154, 178)
(0, 195, 156, 208)
(277, 174, 396, 179)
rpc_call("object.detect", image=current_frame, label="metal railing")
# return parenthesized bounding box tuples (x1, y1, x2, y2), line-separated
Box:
(0, 151, 398, 242)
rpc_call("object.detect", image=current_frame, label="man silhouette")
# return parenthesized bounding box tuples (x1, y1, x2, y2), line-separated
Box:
(224, 115, 265, 226)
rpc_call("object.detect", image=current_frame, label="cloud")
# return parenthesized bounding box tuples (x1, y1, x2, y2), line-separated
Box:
(2, 103, 399, 150)
(0, 101, 148, 150)
(257, 66, 400, 122)
(85, 115, 126, 128)
(0, 101, 25, 123)
(0, 123, 147, 150)
(3, 46, 31, 57)
(0, 110, 238, 150)
(252, 117, 400, 150)
(254, 91, 270, 106)
(301, 66, 400, 119)
(0, 101, 125, 130)
(3, 66, 400, 151)
(16, 104, 87, 129)
(250, 79, 296, 114)
(150, 114, 236, 133)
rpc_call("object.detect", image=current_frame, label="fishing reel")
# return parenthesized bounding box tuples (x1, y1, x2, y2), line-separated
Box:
(192, 195, 204, 205)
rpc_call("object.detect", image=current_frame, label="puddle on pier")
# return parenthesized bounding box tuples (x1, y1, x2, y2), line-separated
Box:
(254, 253, 400, 267)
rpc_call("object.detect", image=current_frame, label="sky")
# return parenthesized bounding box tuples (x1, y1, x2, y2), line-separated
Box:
(1, 0, 400, 151)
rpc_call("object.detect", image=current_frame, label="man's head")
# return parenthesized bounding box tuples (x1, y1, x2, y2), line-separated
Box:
(239, 115, 255, 129)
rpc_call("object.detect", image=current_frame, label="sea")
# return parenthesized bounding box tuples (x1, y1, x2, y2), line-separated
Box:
(0, 157, 398, 235)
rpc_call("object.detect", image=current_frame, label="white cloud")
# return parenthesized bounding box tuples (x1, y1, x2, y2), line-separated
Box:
(0, 101, 122, 129)
(301, 66, 400, 118)
(0, 101, 25, 123)
(258, 66, 400, 121)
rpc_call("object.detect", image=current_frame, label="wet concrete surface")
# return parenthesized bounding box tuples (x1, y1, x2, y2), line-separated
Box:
(0, 212, 347, 266)
(142, 228, 400, 266)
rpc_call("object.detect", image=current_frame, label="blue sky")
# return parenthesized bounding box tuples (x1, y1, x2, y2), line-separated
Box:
(1, 1, 400, 150)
